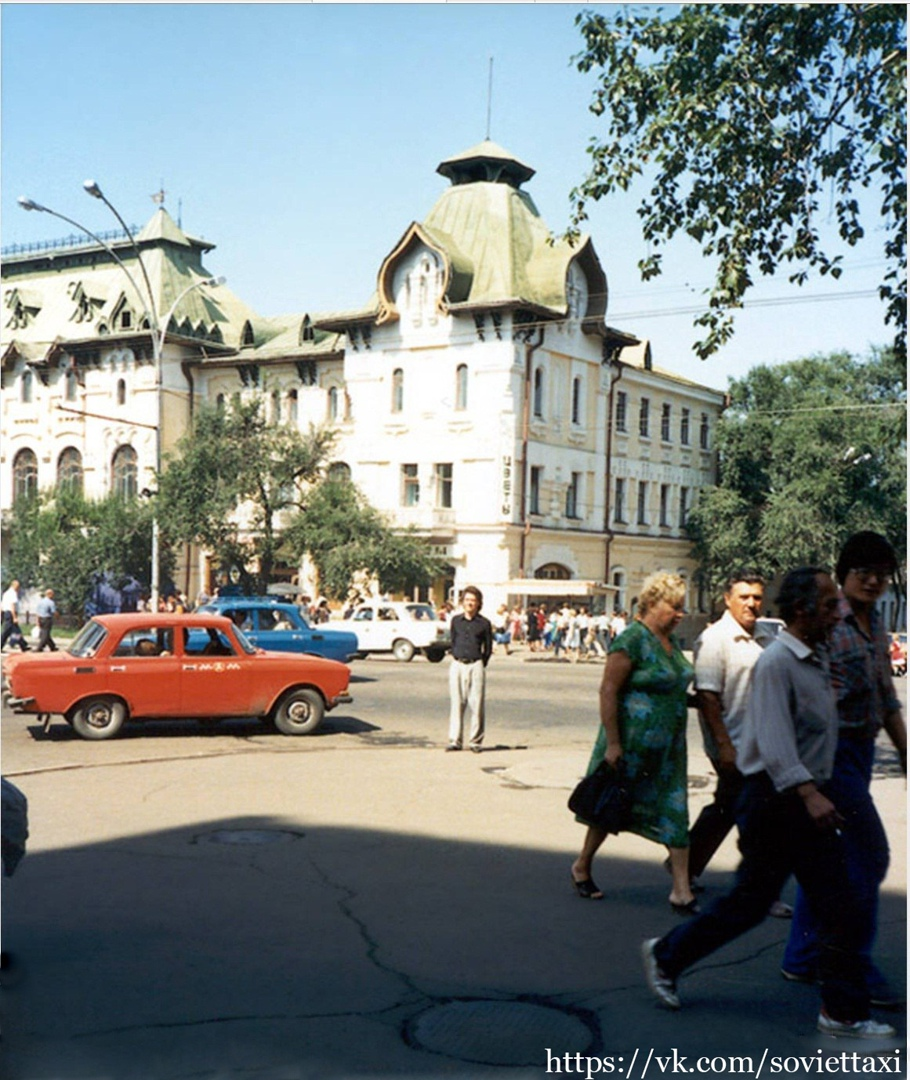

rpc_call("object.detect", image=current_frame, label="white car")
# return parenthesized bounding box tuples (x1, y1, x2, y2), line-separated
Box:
(333, 601, 450, 662)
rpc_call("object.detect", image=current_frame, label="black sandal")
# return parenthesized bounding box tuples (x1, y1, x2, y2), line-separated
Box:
(669, 898, 700, 916)
(572, 876, 604, 900)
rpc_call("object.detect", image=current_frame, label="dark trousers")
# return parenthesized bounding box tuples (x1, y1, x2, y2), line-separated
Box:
(783, 737, 889, 988)
(687, 763, 746, 880)
(36, 617, 57, 652)
(1, 612, 27, 651)
(655, 772, 868, 1022)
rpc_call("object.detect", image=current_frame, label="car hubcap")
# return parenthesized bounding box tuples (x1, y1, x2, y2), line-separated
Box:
(288, 700, 311, 723)
(88, 705, 112, 728)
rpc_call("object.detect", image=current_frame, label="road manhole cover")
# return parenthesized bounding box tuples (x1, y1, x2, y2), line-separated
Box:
(406, 999, 595, 1066)
(198, 829, 304, 846)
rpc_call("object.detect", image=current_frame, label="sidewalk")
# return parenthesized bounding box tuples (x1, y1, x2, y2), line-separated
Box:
(1, 737, 905, 1078)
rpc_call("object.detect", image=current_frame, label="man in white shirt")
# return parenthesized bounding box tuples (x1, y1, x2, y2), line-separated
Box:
(689, 573, 774, 878)
(1, 580, 28, 652)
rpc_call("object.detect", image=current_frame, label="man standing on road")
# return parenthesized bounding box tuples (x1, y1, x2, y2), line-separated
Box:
(447, 586, 493, 754)
(688, 572, 791, 917)
(782, 532, 907, 1008)
(1, 580, 28, 652)
(642, 567, 895, 1039)
(35, 588, 58, 652)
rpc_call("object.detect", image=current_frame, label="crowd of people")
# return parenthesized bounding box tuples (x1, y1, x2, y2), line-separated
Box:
(467, 602, 630, 661)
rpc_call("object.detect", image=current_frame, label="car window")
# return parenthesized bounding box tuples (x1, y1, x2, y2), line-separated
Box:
(184, 627, 237, 657)
(259, 608, 294, 631)
(112, 627, 175, 657)
(68, 619, 108, 658)
(222, 609, 254, 631)
(378, 608, 397, 621)
(353, 609, 373, 621)
(406, 604, 437, 621)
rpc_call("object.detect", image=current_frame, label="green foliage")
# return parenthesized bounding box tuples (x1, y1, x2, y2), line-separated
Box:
(686, 349, 907, 599)
(282, 479, 443, 601)
(571, 4, 907, 358)
(158, 397, 336, 592)
(4, 489, 166, 616)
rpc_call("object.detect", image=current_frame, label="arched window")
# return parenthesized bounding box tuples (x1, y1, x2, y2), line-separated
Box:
(571, 376, 582, 425)
(391, 368, 404, 413)
(533, 366, 545, 418)
(328, 461, 351, 483)
(57, 447, 84, 493)
(288, 389, 298, 424)
(21, 369, 33, 404)
(455, 364, 468, 411)
(13, 448, 38, 503)
(65, 370, 79, 402)
(112, 444, 138, 500)
(534, 562, 571, 580)
(328, 386, 340, 421)
(116, 378, 127, 406)
(271, 389, 281, 424)
(216, 393, 226, 414)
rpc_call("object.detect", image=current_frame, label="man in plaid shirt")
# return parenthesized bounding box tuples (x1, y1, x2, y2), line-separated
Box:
(782, 532, 907, 1009)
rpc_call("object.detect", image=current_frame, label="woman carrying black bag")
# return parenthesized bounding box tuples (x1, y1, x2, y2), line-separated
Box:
(570, 572, 697, 914)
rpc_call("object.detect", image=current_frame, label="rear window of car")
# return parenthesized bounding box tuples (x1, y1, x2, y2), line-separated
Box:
(113, 627, 175, 657)
(68, 619, 108, 658)
(405, 604, 437, 621)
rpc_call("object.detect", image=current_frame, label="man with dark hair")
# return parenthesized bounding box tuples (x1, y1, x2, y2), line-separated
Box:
(446, 586, 493, 753)
(783, 533, 906, 1008)
(642, 567, 895, 1039)
(688, 571, 781, 889)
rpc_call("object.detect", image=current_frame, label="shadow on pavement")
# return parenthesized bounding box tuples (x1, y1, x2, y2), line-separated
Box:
(2, 816, 905, 1079)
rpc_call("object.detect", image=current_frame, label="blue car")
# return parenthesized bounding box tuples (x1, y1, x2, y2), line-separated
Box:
(199, 598, 358, 664)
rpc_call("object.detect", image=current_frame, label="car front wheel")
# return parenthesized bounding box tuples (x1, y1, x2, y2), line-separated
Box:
(70, 697, 127, 741)
(273, 688, 325, 735)
(392, 638, 415, 662)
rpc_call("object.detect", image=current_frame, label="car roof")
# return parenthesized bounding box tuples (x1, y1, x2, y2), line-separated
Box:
(92, 613, 234, 629)
(206, 596, 288, 606)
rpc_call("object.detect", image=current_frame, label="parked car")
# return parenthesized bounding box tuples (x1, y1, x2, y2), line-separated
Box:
(199, 597, 358, 663)
(332, 601, 450, 662)
(1, 613, 352, 740)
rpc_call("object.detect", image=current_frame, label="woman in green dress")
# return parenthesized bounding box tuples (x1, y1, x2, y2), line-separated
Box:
(571, 572, 696, 912)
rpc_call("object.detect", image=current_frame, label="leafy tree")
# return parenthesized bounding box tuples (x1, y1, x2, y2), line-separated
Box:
(686, 349, 906, 603)
(157, 398, 336, 592)
(4, 488, 167, 616)
(571, 4, 907, 358)
(281, 479, 443, 601)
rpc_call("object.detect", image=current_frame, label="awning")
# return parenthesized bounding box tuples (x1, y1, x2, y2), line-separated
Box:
(501, 579, 617, 598)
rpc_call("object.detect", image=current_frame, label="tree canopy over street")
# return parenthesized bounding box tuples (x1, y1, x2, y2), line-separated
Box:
(5, 490, 169, 616)
(281, 479, 442, 601)
(158, 399, 440, 599)
(570, 4, 907, 358)
(686, 349, 906, 600)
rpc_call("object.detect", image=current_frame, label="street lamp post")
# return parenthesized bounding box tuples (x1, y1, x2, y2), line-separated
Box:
(18, 191, 224, 610)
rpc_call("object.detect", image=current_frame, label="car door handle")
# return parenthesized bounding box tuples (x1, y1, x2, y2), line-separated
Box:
(312, 634, 323, 640)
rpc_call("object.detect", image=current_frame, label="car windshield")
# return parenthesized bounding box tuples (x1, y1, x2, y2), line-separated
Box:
(405, 604, 437, 621)
(68, 619, 109, 658)
(231, 625, 259, 655)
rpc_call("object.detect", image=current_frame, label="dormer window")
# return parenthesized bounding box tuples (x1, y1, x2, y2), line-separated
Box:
(241, 321, 255, 347)
(121, 310, 132, 330)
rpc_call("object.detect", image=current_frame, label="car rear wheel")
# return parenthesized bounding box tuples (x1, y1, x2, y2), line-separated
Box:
(273, 688, 325, 735)
(392, 638, 415, 662)
(70, 697, 127, 741)
(425, 648, 446, 664)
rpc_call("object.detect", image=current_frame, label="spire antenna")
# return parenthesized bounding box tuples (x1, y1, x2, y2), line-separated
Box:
(486, 57, 494, 140)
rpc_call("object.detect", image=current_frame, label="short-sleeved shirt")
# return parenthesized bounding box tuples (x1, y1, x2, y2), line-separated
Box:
(1, 587, 19, 615)
(737, 631, 838, 792)
(828, 595, 900, 738)
(35, 596, 56, 620)
(693, 610, 775, 757)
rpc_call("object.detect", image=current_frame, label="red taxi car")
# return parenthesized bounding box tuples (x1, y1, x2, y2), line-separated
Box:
(2, 613, 352, 740)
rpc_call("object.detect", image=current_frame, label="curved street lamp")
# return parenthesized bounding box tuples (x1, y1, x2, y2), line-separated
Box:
(18, 191, 225, 609)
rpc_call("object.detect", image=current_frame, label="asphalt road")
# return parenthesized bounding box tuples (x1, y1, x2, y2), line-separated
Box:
(3, 648, 906, 775)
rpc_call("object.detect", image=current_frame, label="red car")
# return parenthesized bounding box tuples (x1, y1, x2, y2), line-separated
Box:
(2, 613, 352, 740)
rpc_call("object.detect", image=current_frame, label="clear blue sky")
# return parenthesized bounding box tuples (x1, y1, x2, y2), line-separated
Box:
(1, 3, 893, 388)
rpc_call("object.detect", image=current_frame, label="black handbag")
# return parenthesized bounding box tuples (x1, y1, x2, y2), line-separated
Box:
(568, 760, 633, 833)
